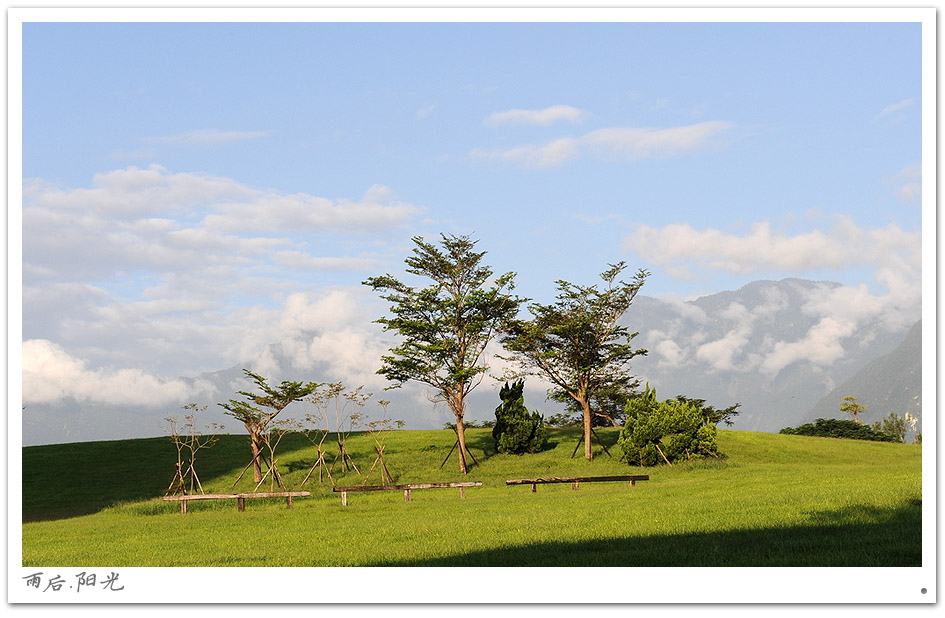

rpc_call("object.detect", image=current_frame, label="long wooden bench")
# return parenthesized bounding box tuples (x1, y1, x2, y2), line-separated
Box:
(506, 475, 649, 492)
(163, 491, 310, 514)
(332, 482, 482, 506)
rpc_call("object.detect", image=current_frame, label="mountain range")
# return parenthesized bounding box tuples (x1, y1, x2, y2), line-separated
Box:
(21, 278, 922, 446)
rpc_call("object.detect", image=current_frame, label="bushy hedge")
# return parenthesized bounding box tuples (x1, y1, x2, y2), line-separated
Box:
(617, 385, 719, 466)
(779, 418, 898, 442)
(492, 380, 545, 454)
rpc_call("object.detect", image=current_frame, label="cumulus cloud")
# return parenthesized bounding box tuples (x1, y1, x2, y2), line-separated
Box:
(22, 166, 425, 385)
(23, 167, 420, 285)
(484, 105, 585, 127)
(225, 288, 395, 391)
(628, 217, 920, 377)
(760, 317, 857, 376)
(625, 216, 919, 284)
(22, 339, 210, 406)
(472, 120, 734, 168)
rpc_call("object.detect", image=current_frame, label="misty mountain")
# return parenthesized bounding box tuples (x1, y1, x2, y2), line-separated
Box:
(626, 279, 917, 432)
(22, 277, 920, 446)
(800, 320, 922, 431)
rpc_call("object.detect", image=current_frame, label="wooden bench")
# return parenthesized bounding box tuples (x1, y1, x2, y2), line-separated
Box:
(506, 475, 649, 492)
(163, 491, 311, 514)
(332, 482, 482, 506)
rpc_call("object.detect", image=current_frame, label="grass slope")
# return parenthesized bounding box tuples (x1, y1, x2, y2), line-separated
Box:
(22, 427, 921, 567)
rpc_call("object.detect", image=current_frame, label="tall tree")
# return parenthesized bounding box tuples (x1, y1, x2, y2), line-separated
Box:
(501, 262, 649, 460)
(219, 369, 320, 484)
(364, 233, 522, 474)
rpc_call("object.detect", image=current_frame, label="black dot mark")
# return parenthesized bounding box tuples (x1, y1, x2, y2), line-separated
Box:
(921, 588, 927, 594)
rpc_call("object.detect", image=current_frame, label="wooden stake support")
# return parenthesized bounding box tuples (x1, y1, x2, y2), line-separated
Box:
(439, 427, 479, 469)
(570, 427, 613, 458)
(363, 444, 394, 485)
(301, 448, 335, 487)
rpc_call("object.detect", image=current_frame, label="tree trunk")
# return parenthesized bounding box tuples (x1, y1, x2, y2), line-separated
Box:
(247, 427, 264, 483)
(581, 398, 593, 460)
(455, 415, 469, 474)
(449, 392, 469, 475)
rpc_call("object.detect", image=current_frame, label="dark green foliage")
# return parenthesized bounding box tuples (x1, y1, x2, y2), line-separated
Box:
(780, 418, 898, 442)
(872, 413, 907, 443)
(560, 385, 636, 427)
(674, 395, 741, 427)
(617, 384, 720, 466)
(217, 369, 321, 483)
(492, 380, 545, 454)
(501, 262, 649, 460)
(363, 233, 522, 473)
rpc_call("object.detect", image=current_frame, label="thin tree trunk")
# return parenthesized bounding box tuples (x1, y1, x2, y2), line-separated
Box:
(248, 430, 263, 483)
(455, 416, 469, 474)
(581, 398, 593, 460)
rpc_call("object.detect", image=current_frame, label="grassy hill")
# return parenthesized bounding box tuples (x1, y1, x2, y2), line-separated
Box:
(21, 427, 922, 567)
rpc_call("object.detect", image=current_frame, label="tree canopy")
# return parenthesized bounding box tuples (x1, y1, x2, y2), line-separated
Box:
(363, 233, 522, 473)
(218, 369, 320, 483)
(501, 262, 649, 460)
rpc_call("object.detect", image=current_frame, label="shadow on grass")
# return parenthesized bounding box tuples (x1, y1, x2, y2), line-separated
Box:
(366, 500, 922, 567)
(22, 433, 317, 523)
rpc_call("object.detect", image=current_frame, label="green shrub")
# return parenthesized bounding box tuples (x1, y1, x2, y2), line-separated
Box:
(492, 380, 545, 454)
(780, 418, 898, 442)
(617, 385, 719, 466)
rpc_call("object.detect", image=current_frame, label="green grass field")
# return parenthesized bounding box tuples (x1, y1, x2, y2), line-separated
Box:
(21, 427, 922, 567)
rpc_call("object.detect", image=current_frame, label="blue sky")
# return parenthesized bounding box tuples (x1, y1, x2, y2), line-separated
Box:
(17, 15, 926, 432)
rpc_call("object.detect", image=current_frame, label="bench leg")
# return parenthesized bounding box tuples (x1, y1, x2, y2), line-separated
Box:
(181, 500, 187, 515)
(532, 483, 537, 493)
(341, 491, 347, 507)
(238, 497, 245, 512)
(460, 486, 466, 499)
(404, 489, 411, 502)
(286, 495, 293, 509)
(572, 481, 579, 490)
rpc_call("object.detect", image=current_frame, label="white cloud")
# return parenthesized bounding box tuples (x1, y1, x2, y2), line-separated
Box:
(583, 122, 734, 160)
(760, 316, 857, 377)
(872, 98, 915, 124)
(472, 120, 734, 168)
(471, 137, 579, 169)
(22, 339, 209, 406)
(22, 167, 425, 383)
(144, 128, 272, 145)
(625, 216, 919, 283)
(484, 105, 585, 127)
(226, 288, 395, 391)
(272, 251, 378, 271)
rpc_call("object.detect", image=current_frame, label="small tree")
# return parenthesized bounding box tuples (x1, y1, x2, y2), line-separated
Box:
(162, 403, 223, 495)
(492, 380, 545, 454)
(501, 262, 649, 460)
(840, 396, 867, 425)
(306, 382, 370, 476)
(219, 369, 320, 485)
(361, 401, 405, 485)
(364, 233, 522, 474)
(617, 386, 719, 467)
(872, 412, 908, 443)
